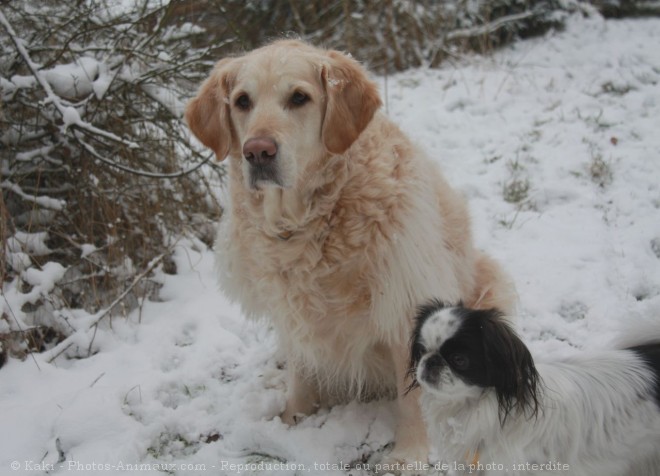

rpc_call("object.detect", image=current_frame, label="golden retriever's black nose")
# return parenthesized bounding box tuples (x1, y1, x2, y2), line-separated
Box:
(243, 137, 277, 165)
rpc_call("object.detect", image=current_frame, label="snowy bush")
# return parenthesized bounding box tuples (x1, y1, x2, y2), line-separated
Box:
(175, 0, 582, 72)
(1, 1, 223, 362)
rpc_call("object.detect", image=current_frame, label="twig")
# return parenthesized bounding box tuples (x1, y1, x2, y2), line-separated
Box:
(46, 341, 74, 364)
(85, 253, 165, 355)
(88, 255, 166, 329)
(43, 252, 166, 364)
(1, 180, 66, 211)
(89, 372, 106, 388)
(76, 136, 215, 179)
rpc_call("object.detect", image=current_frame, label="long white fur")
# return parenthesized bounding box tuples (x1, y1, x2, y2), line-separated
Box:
(418, 310, 660, 476)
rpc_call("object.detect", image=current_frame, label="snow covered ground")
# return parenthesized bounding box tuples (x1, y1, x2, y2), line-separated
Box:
(2, 13, 660, 476)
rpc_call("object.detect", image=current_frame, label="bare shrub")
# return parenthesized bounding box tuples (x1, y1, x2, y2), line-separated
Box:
(171, 0, 580, 72)
(1, 1, 223, 362)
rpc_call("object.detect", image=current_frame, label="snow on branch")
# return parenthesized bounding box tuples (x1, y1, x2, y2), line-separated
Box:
(1, 1, 223, 364)
(1, 181, 65, 211)
(0, 10, 139, 149)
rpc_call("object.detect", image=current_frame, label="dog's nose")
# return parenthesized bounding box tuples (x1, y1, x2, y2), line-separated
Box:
(243, 137, 277, 165)
(419, 353, 444, 387)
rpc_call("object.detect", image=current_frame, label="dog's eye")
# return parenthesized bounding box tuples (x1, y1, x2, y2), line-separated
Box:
(235, 94, 251, 111)
(289, 91, 310, 107)
(448, 353, 470, 371)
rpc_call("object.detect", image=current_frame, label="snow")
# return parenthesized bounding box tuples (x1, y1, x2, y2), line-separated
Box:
(1, 181, 65, 211)
(141, 83, 185, 118)
(41, 57, 101, 99)
(80, 244, 98, 259)
(2, 14, 660, 476)
(61, 107, 81, 128)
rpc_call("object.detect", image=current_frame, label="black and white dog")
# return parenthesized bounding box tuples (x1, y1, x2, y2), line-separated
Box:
(409, 300, 660, 476)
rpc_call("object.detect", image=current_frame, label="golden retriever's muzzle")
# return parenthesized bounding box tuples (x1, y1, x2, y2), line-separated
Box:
(243, 137, 282, 189)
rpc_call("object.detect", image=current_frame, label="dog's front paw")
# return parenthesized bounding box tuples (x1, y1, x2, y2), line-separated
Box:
(280, 397, 319, 426)
(280, 407, 306, 426)
(279, 366, 320, 426)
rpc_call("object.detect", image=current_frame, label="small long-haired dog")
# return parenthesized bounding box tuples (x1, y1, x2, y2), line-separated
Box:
(409, 300, 660, 476)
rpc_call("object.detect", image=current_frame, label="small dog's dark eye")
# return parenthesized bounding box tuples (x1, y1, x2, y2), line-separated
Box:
(449, 353, 470, 371)
(235, 94, 251, 111)
(290, 91, 309, 107)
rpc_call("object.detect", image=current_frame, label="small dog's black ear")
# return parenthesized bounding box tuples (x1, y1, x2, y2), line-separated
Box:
(480, 313, 541, 425)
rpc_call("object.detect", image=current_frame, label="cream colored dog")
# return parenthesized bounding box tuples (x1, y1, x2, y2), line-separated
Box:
(186, 39, 514, 465)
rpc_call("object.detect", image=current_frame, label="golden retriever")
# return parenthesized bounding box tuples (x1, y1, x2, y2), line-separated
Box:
(185, 39, 515, 466)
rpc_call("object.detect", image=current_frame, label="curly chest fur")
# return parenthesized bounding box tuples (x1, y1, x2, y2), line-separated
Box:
(233, 197, 392, 324)
(217, 194, 404, 399)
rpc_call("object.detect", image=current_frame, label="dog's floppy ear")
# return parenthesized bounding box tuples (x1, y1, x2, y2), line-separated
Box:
(321, 51, 382, 155)
(481, 313, 541, 425)
(185, 58, 237, 161)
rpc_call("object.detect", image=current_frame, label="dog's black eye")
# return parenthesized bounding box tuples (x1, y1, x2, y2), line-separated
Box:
(448, 353, 470, 371)
(289, 91, 309, 107)
(235, 94, 251, 111)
